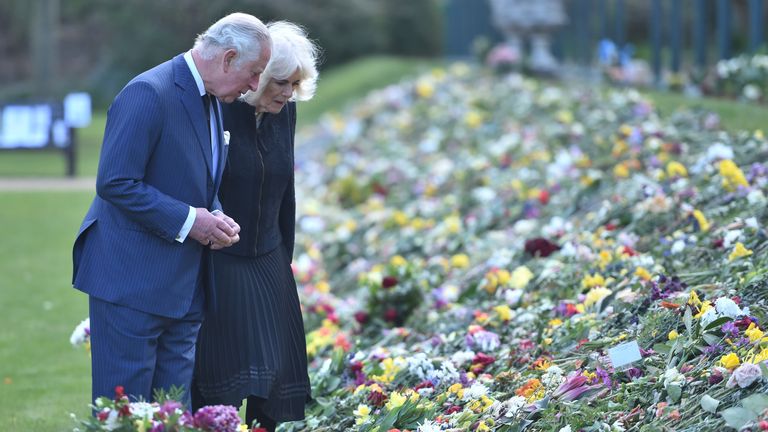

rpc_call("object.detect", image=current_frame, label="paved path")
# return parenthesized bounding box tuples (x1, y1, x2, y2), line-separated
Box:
(0, 177, 95, 191)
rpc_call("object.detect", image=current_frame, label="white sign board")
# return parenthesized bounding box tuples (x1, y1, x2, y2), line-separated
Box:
(64, 92, 92, 128)
(0, 105, 52, 148)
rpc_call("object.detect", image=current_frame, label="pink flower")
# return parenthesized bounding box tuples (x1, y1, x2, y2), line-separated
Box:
(726, 363, 762, 388)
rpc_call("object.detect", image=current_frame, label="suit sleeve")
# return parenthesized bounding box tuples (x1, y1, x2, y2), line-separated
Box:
(278, 102, 297, 261)
(95, 81, 190, 242)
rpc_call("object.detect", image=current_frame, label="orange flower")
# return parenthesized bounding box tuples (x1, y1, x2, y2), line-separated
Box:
(515, 378, 542, 398)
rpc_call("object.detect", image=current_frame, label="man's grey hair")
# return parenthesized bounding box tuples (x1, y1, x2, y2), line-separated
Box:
(193, 12, 271, 69)
(243, 20, 320, 105)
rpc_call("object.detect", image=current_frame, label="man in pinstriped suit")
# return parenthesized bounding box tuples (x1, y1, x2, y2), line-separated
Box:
(72, 13, 271, 408)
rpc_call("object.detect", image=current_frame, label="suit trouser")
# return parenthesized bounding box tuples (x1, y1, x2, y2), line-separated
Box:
(89, 293, 203, 409)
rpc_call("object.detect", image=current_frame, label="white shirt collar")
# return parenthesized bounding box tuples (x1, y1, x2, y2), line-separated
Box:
(183, 51, 206, 97)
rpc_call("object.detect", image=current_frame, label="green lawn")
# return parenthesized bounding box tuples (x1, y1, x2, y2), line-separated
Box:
(0, 191, 93, 431)
(642, 89, 768, 132)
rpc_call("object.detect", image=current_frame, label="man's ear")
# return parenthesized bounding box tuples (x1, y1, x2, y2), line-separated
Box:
(222, 49, 237, 72)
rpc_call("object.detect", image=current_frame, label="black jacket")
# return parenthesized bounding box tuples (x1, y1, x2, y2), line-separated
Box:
(216, 100, 296, 259)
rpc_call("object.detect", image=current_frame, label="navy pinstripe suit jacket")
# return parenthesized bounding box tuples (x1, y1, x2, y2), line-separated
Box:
(72, 54, 227, 318)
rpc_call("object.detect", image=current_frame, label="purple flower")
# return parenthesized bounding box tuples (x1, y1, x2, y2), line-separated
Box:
(721, 321, 739, 338)
(193, 405, 241, 432)
(552, 373, 600, 401)
(626, 367, 644, 380)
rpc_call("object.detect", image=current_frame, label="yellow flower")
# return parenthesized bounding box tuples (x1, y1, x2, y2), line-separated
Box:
(464, 111, 483, 129)
(755, 129, 764, 140)
(238, 425, 249, 432)
(390, 255, 407, 267)
(728, 242, 753, 262)
(668, 330, 679, 341)
(549, 318, 563, 327)
(496, 269, 511, 285)
(556, 110, 574, 124)
(451, 253, 470, 268)
(719, 159, 749, 191)
(316, 281, 330, 293)
(385, 391, 407, 411)
(135, 420, 147, 432)
(445, 215, 461, 233)
(619, 124, 633, 136)
(476, 421, 492, 432)
(635, 266, 652, 281)
(582, 273, 606, 289)
(415, 79, 434, 98)
(448, 383, 463, 394)
(720, 352, 741, 370)
(598, 250, 612, 270)
(483, 272, 499, 294)
(688, 290, 702, 307)
(745, 323, 764, 343)
(392, 211, 408, 226)
(693, 301, 713, 319)
(666, 161, 688, 178)
(752, 348, 768, 364)
(494, 305, 512, 321)
(692, 209, 710, 232)
(613, 163, 630, 178)
(612, 139, 629, 158)
(353, 404, 371, 425)
(584, 287, 612, 308)
(510, 266, 534, 289)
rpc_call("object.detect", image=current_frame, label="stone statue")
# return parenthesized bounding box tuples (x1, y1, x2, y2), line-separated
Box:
(488, 0, 567, 74)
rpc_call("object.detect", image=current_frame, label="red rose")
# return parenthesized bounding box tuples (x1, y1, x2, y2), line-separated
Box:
(382, 276, 398, 289)
(384, 308, 398, 322)
(354, 311, 369, 324)
(524, 237, 560, 257)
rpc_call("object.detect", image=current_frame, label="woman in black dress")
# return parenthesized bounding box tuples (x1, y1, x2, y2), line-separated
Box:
(192, 21, 319, 431)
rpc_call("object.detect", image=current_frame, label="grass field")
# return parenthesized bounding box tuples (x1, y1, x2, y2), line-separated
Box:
(0, 191, 93, 431)
(1, 56, 767, 431)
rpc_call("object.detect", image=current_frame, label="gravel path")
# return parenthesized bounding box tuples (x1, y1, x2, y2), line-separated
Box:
(0, 177, 95, 191)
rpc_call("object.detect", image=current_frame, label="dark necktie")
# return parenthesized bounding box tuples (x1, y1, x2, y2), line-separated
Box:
(202, 94, 212, 134)
(202, 94, 220, 175)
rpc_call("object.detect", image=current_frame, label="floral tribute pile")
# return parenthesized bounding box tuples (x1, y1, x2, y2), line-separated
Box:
(287, 64, 768, 431)
(72, 64, 768, 432)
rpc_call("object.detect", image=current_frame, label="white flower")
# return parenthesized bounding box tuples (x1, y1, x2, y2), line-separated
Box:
(129, 402, 158, 420)
(723, 229, 743, 248)
(104, 409, 120, 431)
(417, 419, 443, 432)
(222, 130, 230, 145)
(493, 395, 527, 418)
(747, 190, 766, 205)
(451, 350, 475, 366)
(726, 363, 762, 388)
(69, 318, 90, 346)
(714, 297, 745, 318)
(559, 426, 573, 432)
(663, 367, 685, 388)
(461, 382, 489, 401)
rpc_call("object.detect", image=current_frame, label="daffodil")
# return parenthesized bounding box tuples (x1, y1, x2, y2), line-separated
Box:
(385, 391, 407, 410)
(745, 323, 764, 343)
(666, 161, 688, 177)
(720, 352, 741, 370)
(728, 242, 753, 261)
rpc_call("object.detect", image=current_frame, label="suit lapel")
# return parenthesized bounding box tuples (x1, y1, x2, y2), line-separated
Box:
(173, 55, 213, 180)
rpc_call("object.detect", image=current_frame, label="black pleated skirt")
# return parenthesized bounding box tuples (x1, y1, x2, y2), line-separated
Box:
(194, 245, 311, 421)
